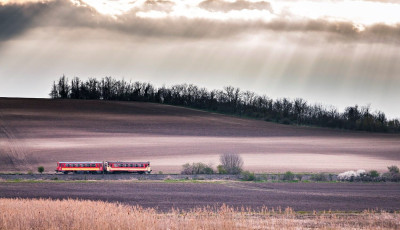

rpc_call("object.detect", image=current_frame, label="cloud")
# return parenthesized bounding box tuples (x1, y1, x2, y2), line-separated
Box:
(199, 0, 272, 12)
(0, 0, 399, 43)
(0, 1, 46, 40)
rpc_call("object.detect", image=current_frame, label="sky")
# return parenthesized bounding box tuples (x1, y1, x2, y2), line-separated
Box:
(0, 0, 399, 118)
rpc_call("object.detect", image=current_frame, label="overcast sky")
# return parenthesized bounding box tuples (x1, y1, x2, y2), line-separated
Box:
(0, 0, 399, 118)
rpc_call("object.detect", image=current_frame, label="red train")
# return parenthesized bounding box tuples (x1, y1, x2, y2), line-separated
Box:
(56, 161, 151, 174)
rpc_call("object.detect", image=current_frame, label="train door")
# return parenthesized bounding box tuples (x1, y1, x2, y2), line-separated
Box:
(103, 161, 108, 173)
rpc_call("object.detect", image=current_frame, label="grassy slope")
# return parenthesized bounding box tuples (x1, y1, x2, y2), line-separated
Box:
(0, 98, 399, 173)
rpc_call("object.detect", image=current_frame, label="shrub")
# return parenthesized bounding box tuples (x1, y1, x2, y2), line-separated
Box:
(217, 165, 227, 174)
(296, 174, 303, 181)
(219, 153, 243, 174)
(369, 170, 379, 178)
(158, 171, 163, 174)
(392, 173, 400, 182)
(311, 173, 328, 182)
(388, 165, 399, 174)
(283, 171, 295, 181)
(384, 165, 400, 182)
(240, 171, 255, 181)
(181, 162, 214, 175)
(337, 169, 366, 181)
(27, 171, 33, 175)
(37, 166, 44, 174)
(259, 173, 268, 181)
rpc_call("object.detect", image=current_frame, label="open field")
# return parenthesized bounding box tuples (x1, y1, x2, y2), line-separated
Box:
(2, 198, 399, 230)
(0, 181, 399, 212)
(1, 98, 399, 173)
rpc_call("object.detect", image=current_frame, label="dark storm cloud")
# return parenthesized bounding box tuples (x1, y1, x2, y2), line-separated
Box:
(0, 0, 104, 40)
(0, 0, 260, 40)
(0, 2, 46, 40)
(0, 0, 399, 43)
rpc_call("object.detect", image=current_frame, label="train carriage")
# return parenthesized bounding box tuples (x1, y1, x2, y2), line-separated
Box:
(105, 161, 151, 174)
(56, 162, 104, 174)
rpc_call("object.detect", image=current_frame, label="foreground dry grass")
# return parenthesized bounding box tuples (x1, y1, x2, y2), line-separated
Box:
(0, 198, 399, 230)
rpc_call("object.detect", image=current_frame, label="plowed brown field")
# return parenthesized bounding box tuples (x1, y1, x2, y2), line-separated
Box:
(0, 98, 399, 173)
(0, 182, 399, 211)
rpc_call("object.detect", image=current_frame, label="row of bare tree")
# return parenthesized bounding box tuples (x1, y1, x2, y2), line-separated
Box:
(50, 75, 400, 133)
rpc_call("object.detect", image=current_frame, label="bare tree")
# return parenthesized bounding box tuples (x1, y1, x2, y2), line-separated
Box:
(57, 74, 70, 98)
(219, 153, 243, 174)
(49, 81, 58, 99)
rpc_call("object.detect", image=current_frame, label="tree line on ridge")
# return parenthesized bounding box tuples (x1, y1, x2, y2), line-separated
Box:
(50, 75, 400, 133)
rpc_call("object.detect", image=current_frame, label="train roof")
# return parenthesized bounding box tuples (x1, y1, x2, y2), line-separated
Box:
(106, 161, 150, 163)
(58, 162, 103, 163)
(57, 161, 150, 163)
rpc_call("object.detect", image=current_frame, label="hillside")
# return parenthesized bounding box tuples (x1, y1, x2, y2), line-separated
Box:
(0, 98, 399, 173)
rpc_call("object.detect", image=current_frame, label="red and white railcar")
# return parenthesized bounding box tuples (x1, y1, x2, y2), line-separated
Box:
(56, 162, 104, 174)
(105, 161, 151, 174)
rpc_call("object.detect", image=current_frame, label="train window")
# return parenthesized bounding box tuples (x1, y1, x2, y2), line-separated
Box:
(140, 164, 143, 167)
(72, 164, 75, 167)
(78, 164, 81, 167)
(125, 164, 128, 167)
(135, 164, 138, 167)
(130, 164, 133, 167)
(67, 164, 70, 167)
(91, 164, 95, 167)
(120, 164, 123, 167)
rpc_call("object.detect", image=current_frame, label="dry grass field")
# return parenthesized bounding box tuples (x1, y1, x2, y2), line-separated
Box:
(1, 198, 399, 230)
(0, 98, 399, 173)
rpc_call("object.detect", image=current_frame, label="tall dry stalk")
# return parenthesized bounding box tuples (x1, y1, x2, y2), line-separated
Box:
(0, 198, 399, 230)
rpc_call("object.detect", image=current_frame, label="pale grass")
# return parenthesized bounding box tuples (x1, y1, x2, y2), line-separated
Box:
(0, 198, 399, 230)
